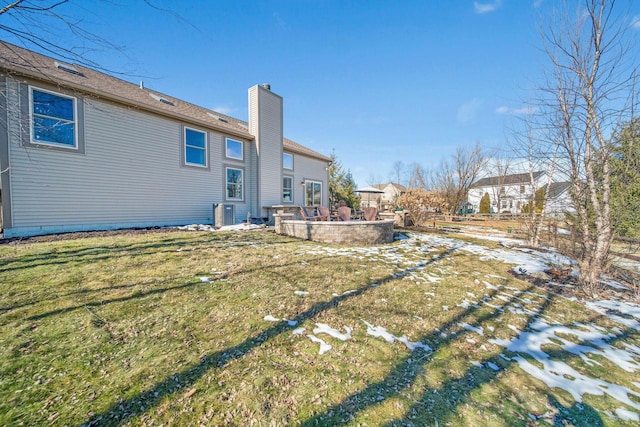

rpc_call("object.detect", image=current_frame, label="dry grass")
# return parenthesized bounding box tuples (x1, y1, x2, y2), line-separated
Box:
(0, 229, 638, 426)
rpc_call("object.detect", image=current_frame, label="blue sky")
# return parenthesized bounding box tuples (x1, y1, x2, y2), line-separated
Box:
(5, 0, 639, 186)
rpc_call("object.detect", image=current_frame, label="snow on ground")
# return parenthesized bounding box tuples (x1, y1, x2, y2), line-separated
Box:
(363, 320, 432, 352)
(177, 223, 264, 232)
(285, 232, 640, 419)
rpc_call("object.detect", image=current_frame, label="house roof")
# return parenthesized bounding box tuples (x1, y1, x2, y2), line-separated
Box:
(471, 171, 545, 188)
(283, 137, 331, 161)
(546, 181, 571, 199)
(0, 41, 330, 162)
(373, 183, 407, 192)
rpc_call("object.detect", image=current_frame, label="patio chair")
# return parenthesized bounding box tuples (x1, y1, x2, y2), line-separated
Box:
(300, 206, 320, 221)
(337, 206, 351, 221)
(317, 206, 330, 221)
(363, 206, 378, 221)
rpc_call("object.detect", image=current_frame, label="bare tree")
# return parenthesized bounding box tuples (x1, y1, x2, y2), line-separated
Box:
(537, 0, 638, 292)
(0, 1, 183, 74)
(509, 112, 560, 248)
(486, 154, 512, 217)
(389, 160, 405, 186)
(0, 1, 126, 72)
(431, 142, 487, 216)
(407, 162, 428, 189)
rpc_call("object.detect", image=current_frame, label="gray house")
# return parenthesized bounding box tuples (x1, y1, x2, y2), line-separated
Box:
(0, 42, 331, 237)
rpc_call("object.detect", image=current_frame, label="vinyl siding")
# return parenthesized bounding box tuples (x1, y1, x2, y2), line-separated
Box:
(6, 79, 248, 235)
(294, 154, 328, 205)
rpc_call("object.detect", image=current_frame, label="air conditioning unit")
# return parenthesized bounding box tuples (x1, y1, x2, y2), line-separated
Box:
(213, 203, 235, 228)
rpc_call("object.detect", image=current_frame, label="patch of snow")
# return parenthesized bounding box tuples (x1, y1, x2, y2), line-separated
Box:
(490, 316, 640, 408)
(459, 322, 484, 336)
(177, 223, 263, 232)
(313, 323, 352, 341)
(615, 408, 639, 422)
(294, 290, 310, 296)
(291, 327, 306, 335)
(363, 321, 395, 343)
(307, 335, 332, 354)
(264, 315, 297, 326)
(397, 335, 432, 352)
(199, 277, 211, 283)
(585, 300, 640, 331)
(486, 362, 500, 371)
(363, 320, 432, 352)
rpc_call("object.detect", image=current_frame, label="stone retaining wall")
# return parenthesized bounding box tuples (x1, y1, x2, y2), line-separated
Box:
(274, 214, 394, 245)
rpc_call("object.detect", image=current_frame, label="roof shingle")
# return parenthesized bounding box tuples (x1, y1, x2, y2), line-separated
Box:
(0, 41, 330, 162)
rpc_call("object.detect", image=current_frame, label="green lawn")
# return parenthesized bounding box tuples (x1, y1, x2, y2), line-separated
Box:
(1, 229, 638, 426)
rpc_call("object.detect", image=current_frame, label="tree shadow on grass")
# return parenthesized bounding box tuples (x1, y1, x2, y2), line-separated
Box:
(0, 234, 301, 318)
(0, 231, 297, 273)
(80, 245, 463, 426)
(21, 250, 335, 323)
(298, 283, 576, 426)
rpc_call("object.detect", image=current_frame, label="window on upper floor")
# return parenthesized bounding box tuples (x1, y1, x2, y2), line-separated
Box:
(499, 186, 506, 195)
(283, 152, 293, 170)
(226, 167, 243, 200)
(30, 87, 77, 148)
(283, 176, 293, 202)
(520, 185, 525, 194)
(184, 127, 207, 167)
(226, 138, 243, 160)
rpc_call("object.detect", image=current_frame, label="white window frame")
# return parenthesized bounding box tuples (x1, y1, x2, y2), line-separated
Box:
(29, 86, 78, 149)
(226, 167, 244, 201)
(283, 176, 293, 203)
(184, 127, 208, 167)
(226, 138, 243, 160)
(304, 180, 322, 207)
(283, 152, 294, 170)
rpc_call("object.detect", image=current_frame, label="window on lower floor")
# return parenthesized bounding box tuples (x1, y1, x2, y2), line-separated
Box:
(283, 176, 293, 202)
(304, 180, 322, 206)
(226, 167, 243, 200)
(184, 127, 207, 167)
(30, 87, 77, 148)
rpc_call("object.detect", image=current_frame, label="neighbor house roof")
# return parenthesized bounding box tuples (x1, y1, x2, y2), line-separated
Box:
(546, 181, 571, 199)
(0, 41, 330, 162)
(373, 183, 407, 192)
(471, 171, 545, 188)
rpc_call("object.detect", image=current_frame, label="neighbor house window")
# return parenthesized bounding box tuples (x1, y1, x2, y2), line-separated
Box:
(283, 176, 293, 202)
(184, 127, 207, 167)
(226, 167, 243, 200)
(304, 180, 322, 206)
(499, 186, 506, 195)
(226, 138, 243, 160)
(520, 185, 525, 194)
(30, 87, 77, 148)
(283, 152, 293, 170)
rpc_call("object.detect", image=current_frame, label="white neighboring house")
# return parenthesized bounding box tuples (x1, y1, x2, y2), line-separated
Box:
(371, 183, 406, 211)
(467, 172, 573, 217)
(0, 42, 331, 237)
